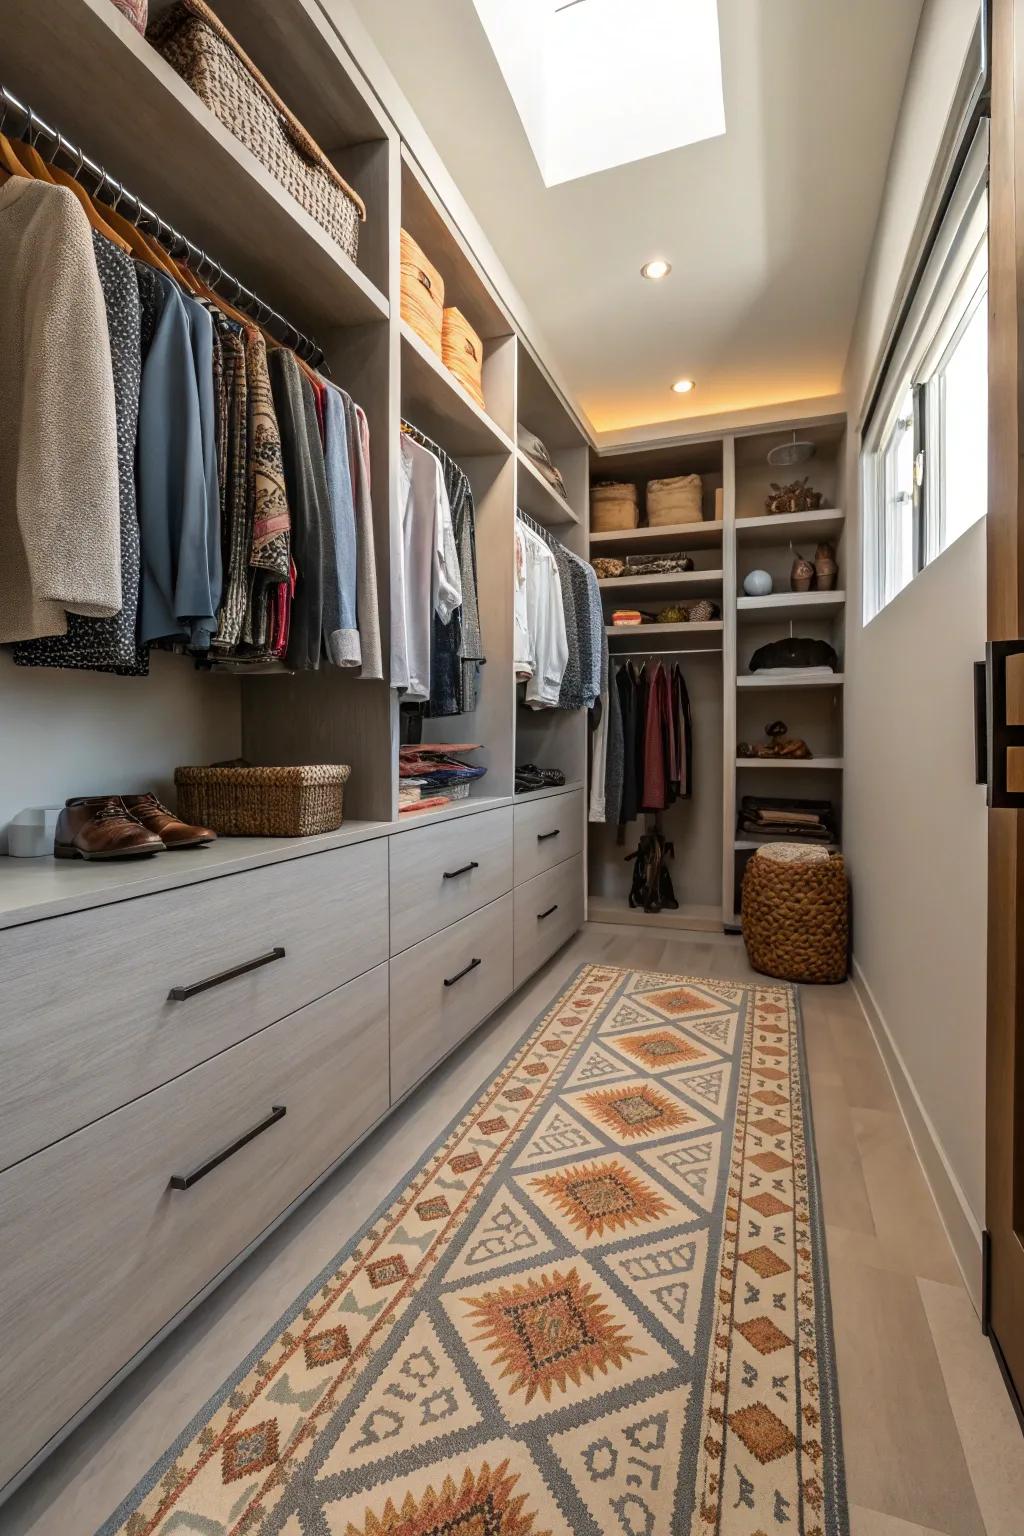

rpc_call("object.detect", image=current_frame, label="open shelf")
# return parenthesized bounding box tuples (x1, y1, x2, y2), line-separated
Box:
(2, 0, 390, 335)
(600, 571, 723, 600)
(590, 520, 724, 554)
(607, 621, 724, 646)
(736, 509, 845, 544)
(736, 757, 844, 770)
(737, 672, 844, 689)
(516, 450, 579, 527)
(587, 897, 723, 934)
(735, 836, 840, 851)
(737, 591, 846, 623)
(401, 322, 513, 458)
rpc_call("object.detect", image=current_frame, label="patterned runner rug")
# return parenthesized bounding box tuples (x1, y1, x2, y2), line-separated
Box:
(102, 964, 847, 1536)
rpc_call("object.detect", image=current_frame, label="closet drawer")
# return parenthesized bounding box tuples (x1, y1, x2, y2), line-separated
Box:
(390, 893, 513, 1100)
(514, 855, 585, 989)
(0, 963, 389, 1495)
(513, 789, 583, 884)
(0, 838, 389, 1172)
(389, 807, 513, 954)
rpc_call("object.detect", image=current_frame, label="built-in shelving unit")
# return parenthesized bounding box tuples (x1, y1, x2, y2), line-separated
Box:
(516, 449, 579, 527)
(586, 412, 847, 932)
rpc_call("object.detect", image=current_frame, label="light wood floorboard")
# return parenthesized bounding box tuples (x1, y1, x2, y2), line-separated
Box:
(3, 924, 1020, 1535)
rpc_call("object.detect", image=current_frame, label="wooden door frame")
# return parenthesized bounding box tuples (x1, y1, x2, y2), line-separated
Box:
(985, 0, 1024, 1425)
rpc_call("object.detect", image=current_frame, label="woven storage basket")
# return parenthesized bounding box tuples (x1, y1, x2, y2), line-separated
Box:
(400, 228, 445, 356)
(174, 763, 350, 837)
(442, 306, 486, 409)
(149, 0, 365, 261)
(591, 481, 640, 532)
(646, 474, 703, 526)
(741, 843, 849, 984)
(110, 0, 147, 31)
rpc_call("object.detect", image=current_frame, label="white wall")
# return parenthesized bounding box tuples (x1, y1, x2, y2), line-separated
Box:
(842, 0, 986, 1302)
(0, 657, 241, 853)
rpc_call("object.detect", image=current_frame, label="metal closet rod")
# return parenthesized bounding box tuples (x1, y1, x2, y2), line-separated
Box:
(0, 83, 326, 368)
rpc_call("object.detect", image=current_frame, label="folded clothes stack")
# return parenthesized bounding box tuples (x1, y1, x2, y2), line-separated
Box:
(398, 743, 487, 812)
(611, 610, 649, 626)
(738, 795, 838, 841)
(517, 425, 569, 500)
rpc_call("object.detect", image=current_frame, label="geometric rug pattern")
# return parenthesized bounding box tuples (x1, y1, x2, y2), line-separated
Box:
(100, 964, 847, 1536)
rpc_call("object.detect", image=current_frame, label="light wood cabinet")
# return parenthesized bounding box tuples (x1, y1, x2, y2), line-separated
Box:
(389, 892, 514, 1100)
(514, 855, 586, 988)
(513, 788, 584, 884)
(388, 807, 513, 953)
(0, 839, 389, 1172)
(0, 963, 389, 1493)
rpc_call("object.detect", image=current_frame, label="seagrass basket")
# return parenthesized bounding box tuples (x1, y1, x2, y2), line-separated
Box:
(174, 763, 350, 837)
(591, 481, 640, 532)
(646, 474, 703, 526)
(400, 228, 445, 356)
(741, 843, 849, 984)
(150, 0, 366, 260)
(442, 306, 485, 409)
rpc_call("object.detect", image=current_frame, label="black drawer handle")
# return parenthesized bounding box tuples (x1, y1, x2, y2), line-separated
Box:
(443, 860, 479, 880)
(537, 829, 561, 843)
(444, 957, 482, 988)
(167, 946, 286, 1002)
(538, 904, 559, 920)
(169, 1105, 286, 1190)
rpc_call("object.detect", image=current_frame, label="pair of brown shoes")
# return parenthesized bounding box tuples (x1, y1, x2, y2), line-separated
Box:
(54, 795, 217, 861)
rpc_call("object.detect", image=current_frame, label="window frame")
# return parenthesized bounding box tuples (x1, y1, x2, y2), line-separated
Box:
(861, 120, 990, 624)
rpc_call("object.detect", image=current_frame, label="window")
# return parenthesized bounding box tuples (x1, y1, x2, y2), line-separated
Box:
(862, 122, 989, 622)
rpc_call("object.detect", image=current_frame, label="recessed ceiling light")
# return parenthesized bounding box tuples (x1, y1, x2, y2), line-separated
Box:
(671, 378, 696, 394)
(641, 258, 672, 281)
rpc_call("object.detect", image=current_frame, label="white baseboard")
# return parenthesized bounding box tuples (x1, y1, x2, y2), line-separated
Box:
(851, 959, 983, 1315)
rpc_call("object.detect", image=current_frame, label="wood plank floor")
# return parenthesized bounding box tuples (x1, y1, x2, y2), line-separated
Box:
(4, 924, 1022, 1535)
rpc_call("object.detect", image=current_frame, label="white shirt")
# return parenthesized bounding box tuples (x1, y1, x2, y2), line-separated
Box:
(393, 436, 462, 701)
(519, 522, 568, 709)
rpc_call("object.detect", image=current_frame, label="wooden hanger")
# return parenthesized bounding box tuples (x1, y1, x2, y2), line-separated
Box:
(0, 133, 32, 178)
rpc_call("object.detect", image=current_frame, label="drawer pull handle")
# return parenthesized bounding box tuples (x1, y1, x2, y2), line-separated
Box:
(169, 1105, 287, 1190)
(443, 860, 480, 880)
(537, 829, 561, 843)
(444, 956, 482, 988)
(538, 904, 559, 920)
(167, 946, 286, 1002)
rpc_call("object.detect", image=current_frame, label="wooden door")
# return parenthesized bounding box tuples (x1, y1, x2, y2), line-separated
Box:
(986, 0, 1024, 1412)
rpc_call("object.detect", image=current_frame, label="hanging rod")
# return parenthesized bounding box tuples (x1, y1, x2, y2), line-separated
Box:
(0, 83, 326, 368)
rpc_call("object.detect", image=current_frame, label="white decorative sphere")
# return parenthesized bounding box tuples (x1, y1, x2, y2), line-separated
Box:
(743, 569, 773, 597)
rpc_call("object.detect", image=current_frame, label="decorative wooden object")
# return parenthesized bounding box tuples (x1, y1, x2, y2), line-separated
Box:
(766, 478, 824, 516)
(790, 553, 815, 592)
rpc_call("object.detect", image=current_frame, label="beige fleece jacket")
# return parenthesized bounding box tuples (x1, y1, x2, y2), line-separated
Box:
(0, 178, 121, 643)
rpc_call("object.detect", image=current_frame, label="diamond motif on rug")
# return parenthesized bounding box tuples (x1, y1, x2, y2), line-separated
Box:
(221, 1419, 279, 1484)
(443, 1186, 557, 1285)
(319, 1315, 483, 1480)
(522, 1157, 680, 1241)
(728, 1402, 798, 1464)
(637, 1132, 723, 1215)
(608, 1024, 716, 1075)
(602, 1226, 709, 1353)
(566, 1078, 713, 1145)
(736, 1316, 793, 1355)
(550, 1381, 691, 1534)
(443, 1258, 676, 1424)
(740, 1245, 791, 1279)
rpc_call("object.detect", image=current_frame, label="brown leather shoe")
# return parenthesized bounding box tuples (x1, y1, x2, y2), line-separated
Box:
(122, 793, 217, 850)
(54, 797, 165, 861)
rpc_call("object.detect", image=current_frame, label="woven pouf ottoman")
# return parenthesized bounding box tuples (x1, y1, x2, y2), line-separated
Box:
(741, 843, 849, 984)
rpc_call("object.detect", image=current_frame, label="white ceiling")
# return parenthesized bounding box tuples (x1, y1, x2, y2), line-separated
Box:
(350, 0, 924, 435)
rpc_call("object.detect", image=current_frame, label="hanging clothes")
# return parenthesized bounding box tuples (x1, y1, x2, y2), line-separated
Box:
(269, 349, 327, 673)
(13, 229, 144, 674)
(321, 384, 360, 667)
(607, 658, 695, 825)
(0, 179, 122, 645)
(517, 518, 569, 709)
(392, 432, 461, 702)
(210, 317, 249, 653)
(641, 662, 671, 811)
(346, 397, 383, 680)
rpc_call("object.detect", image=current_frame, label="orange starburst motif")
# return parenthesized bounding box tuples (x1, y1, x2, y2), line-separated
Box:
(530, 1158, 673, 1238)
(615, 1028, 707, 1069)
(344, 1459, 547, 1536)
(461, 1267, 641, 1405)
(579, 1082, 694, 1140)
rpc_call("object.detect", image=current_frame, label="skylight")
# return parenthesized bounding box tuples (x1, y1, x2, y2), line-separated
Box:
(470, 0, 726, 187)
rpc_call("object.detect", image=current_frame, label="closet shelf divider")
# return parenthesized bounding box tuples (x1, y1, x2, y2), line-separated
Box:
(400, 321, 513, 458)
(599, 569, 723, 599)
(515, 449, 579, 527)
(589, 519, 724, 553)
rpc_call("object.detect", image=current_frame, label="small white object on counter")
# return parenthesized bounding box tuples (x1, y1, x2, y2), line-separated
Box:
(8, 807, 62, 858)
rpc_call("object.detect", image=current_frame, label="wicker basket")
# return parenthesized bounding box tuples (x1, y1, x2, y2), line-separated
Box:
(400, 228, 444, 356)
(174, 763, 350, 837)
(149, 0, 365, 261)
(591, 481, 640, 532)
(646, 474, 703, 526)
(442, 306, 485, 409)
(741, 843, 849, 984)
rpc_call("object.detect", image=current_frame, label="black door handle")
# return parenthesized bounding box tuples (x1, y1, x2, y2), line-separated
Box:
(444, 957, 482, 987)
(443, 860, 479, 880)
(538, 904, 559, 920)
(537, 829, 561, 843)
(168, 946, 286, 1002)
(169, 1105, 286, 1190)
